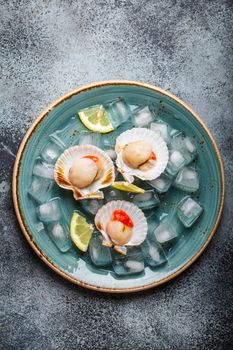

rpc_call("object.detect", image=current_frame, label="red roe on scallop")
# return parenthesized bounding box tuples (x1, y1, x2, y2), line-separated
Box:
(150, 151, 157, 160)
(112, 209, 134, 228)
(82, 155, 99, 163)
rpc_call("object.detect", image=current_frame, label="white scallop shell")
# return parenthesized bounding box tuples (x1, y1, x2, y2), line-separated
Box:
(94, 200, 148, 246)
(54, 145, 115, 200)
(115, 128, 169, 182)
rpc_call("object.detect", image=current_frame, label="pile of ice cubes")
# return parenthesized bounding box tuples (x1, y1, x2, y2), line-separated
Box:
(27, 97, 204, 275)
(28, 129, 72, 252)
(36, 198, 72, 252)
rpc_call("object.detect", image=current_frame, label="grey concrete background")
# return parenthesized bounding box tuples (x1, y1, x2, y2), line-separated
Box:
(1, 0, 232, 349)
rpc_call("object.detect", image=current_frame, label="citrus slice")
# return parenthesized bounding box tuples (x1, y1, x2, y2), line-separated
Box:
(111, 181, 145, 194)
(78, 105, 114, 133)
(70, 211, 94, 252)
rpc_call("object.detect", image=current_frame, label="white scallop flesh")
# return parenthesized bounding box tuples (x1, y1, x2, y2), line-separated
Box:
(115, 128, 169, 182)
(54, 145, 115, 200)
(95, 200, 148, 246)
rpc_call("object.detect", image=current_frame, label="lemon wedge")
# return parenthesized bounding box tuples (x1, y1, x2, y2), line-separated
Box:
(70, 211, 94, 252)
(78, 105, 114, 133)
(111, 181, 145, 194)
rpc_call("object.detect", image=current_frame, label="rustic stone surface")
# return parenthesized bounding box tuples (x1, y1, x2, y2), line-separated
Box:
(1, 1, 232, 349)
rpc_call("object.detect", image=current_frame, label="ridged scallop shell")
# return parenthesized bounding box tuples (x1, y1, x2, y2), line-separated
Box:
(115, 128, 169, 182)
(54, 145, 115, 200)
(94, 200, 148, 247)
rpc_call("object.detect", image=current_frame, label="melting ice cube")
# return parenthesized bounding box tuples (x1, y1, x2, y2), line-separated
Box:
(78, 133, 92, 145)
(141, 239, 167, 267)
(35, 222, 45, 232)
(166, 150, 186, 175)
(28, 176, 54, 203)
(171, 134, 197, 164)
(89, 233, 112, 266)
(145, 212, 160, 240)
(112, 246, 145, 276)
(105, 149, 117, 160)
(150, 121, 169, 143)
(78, 131, 101, 147)
(103, 187, 123, 202)
(47, 222, 72, 252)
(37, 198, 62, 223)
(33, 159, 54, 179)
(177, 197, 203, 227)
(101, 138, 117, 160)
(41, 140, 64, 164)
(184, 136, 196, 154)
(170, 128, 182, 138)
(105, 98, 132, 128)
(148, 172, 173, 193)
(107, 149, 117, 160)
(174, 167, 199, 192)
(49, 117, 76, 148)
(153, 217, 178, 244)
(132, 189, 160, 210)
(132, 106, 154, 127)
(102, 138, 115, 148)
(80, 199, 104, 216)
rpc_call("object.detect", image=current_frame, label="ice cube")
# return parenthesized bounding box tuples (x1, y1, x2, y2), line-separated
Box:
(101, 138, 117, 159)
(171, 134, 197, 164)
(166, 150, 186, 175)
(41, 140, 64, 164)
(177, 197, 203, 227)
(80, 199, 104, 216)
(78, 131, 101, 147)
(153, 217, 178, 244)
(28, 176, 54, 203)
(102, 137, 115, 148)
(103, 187, 123, 202)
(79, 133, 92, 145)
(49, 117, 76, 147)
(112, 246, 145, 276)
(125, 261, 143, 270)
(184, 136, 196, 153)
(35, 222, 45, 232)
(105, 98, 132, 128)
(32, 159, 54, 179)
(141, 239, 167, 267)
(168, 210, 184, 234)
(132, 189, 160, 210)
(37, 198, 61, 223)
(148, 172, 173, 193)
(132, 106, 154, 127)
(150, 121, 169, 142)
(170, 128, 182, 138)
(143, 212, 160, 242)
(174, 167, 199, 192)
(156, 212, 168, 222)
(47, 222, 72, 252)
(130, 104, 140, 112)
(105, 149, 117, 160)
(89, 233, 112, 266)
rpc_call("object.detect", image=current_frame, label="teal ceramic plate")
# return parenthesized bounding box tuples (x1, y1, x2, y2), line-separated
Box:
(13, 81, 224, 293)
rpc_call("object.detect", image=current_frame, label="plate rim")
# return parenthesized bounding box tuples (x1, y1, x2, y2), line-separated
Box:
(12, 80, 225, 293)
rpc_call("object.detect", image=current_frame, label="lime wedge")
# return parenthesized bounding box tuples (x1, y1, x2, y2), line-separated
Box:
(78, 105, 114, 133)
(111, 181, 145, 194)
(70, 211, 94, 252)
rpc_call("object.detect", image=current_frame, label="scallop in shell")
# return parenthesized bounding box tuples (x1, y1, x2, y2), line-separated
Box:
(54, 145, 115, 200)
(115, 128, 169, 183)
(95, 200, 148, 253)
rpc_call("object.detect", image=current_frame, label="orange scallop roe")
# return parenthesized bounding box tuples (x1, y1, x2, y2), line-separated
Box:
(150, 151, 156, 160)
(82, 155, 99, 163)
